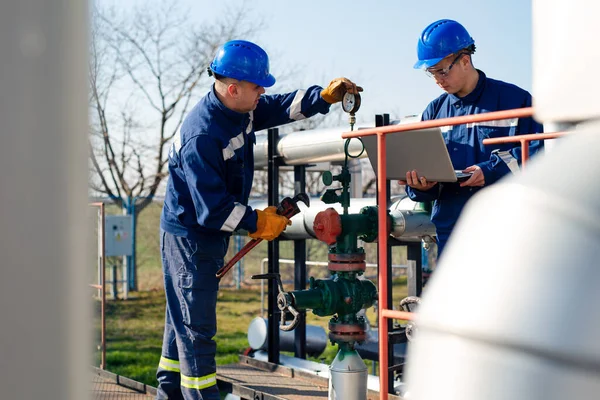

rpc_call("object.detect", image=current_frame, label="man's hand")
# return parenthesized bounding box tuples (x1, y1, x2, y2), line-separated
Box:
(249, 207, 291, 241)
(398, 170, 438, 191)
(321, 77, 363, 104)
(459, 165, 485, 187)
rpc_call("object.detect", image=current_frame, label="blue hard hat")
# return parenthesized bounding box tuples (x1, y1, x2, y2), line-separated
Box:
(414, 19, 475, 69)
(209, 40, 276, 87)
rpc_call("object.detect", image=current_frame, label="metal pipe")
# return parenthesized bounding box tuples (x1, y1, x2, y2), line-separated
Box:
(254, 126, 371, 168)
(377, 132, 389, 400)
(482, 131, 568, 145)
(483, 131, 568, 171)
(521, 140, 530, 169)
(253, 116, 422, 168)
(249, 197, 435, 241)
(342, 107, 535, 139)
(381, 309, 414, 321)
(247, 317, 328, 357)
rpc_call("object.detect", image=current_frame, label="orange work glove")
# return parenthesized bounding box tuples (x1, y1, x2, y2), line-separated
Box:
(320, 77, 363, 104)
(248, 208, 291, 241)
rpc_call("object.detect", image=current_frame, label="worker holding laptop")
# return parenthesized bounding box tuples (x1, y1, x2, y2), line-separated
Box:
(400, 19, 543, 257)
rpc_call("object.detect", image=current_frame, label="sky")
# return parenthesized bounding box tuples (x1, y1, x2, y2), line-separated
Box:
(178, 0, 534, 125)
(96, 0, 534, 125)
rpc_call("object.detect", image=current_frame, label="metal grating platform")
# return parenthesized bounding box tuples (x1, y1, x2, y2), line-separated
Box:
(91, 367, 156, 399)
(217, 355, 402, 400)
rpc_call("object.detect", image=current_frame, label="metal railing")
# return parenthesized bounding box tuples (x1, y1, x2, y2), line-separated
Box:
(342, 106, 566, 400)
(482, 131, 568, 167)
(89, 202, 106, 370)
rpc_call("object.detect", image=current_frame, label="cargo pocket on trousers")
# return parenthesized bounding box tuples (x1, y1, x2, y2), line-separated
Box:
(178, 258, 220, 331)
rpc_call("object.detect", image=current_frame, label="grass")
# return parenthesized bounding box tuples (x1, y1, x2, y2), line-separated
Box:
(92, 203, 413, 389)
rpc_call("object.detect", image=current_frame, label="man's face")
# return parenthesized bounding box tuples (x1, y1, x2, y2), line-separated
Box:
(231, 80, 265, 113)
(426, 53, 467, 94)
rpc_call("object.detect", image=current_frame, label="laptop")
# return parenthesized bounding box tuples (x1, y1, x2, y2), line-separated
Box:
(359, 127, 472, 183)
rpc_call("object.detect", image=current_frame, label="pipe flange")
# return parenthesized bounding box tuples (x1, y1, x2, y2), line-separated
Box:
(328, 262, 366, 272)
(329, 320, 367, 334)
(328, 252, 366, 272)
(328, 253, 365, 262)
(329, 331, 367, 344)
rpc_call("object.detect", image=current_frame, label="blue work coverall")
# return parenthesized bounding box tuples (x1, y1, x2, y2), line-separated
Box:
(157, 85, 331, 400)
(406, 70, 543, 257)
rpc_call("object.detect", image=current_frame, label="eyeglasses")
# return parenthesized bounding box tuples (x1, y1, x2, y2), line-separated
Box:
(425, 53, 464, 79)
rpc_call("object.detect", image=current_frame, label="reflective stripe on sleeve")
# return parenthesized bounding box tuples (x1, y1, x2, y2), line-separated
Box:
(497, 150, 520, 173)
(467, 118, 518, 129)
(289, 89, 307, 121)
(220, 203, 246, 232)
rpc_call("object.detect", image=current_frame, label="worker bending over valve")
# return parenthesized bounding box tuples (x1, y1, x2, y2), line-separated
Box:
(400, 19, 543, 257)
(156, 39, 362, 400)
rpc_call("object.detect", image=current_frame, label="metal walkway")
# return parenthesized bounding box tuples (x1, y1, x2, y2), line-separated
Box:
(91, 367, 156, 399)
(217, 356, 402, 400)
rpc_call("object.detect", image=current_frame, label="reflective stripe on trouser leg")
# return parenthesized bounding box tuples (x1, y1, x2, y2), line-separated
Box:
(159, 356, 180, 373)
(181, 373, 217, 390)
(177, 287, 219, 399)
(156, 231, 184, 400)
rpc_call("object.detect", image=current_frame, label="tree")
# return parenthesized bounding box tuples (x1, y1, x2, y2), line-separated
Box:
(89, 0, 262, 212)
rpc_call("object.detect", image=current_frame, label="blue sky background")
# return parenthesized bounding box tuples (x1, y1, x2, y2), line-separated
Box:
(98, 0, 534, 125)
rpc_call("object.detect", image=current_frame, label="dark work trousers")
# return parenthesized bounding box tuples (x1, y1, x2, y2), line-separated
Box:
(156, 230, 227, 400)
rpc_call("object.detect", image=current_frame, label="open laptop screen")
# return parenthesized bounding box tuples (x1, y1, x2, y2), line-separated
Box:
(360, 127, 460, 182)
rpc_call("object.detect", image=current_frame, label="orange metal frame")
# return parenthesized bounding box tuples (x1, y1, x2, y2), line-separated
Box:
(89, 202, 106, 370)
(342, 106, 567, 400)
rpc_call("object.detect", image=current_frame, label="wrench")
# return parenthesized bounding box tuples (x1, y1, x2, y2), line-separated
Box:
(215, 193, 310, 279)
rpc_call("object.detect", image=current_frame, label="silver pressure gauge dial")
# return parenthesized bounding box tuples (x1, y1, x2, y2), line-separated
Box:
(341, 92, 361, 114)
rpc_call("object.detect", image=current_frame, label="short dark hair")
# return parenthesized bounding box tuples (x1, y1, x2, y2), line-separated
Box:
(207, 67, 230, 82)
(463, 44, 476, 54)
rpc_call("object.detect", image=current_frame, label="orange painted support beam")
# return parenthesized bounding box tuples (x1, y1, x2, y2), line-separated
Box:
(342, 107, 534, 139)
(381, 309, 415, 321)
(376, 132, 389, 400)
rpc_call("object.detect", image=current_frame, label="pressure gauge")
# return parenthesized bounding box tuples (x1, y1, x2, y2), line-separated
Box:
(341, 92, 361, 114)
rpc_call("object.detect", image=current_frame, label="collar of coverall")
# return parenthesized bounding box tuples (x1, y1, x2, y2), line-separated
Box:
(208, 84, 251, 126)
(447, 69, 487, 106)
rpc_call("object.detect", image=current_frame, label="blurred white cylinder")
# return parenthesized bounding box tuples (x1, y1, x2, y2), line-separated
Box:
(405, 123, 600, 399)
(533, 0, 600, 122)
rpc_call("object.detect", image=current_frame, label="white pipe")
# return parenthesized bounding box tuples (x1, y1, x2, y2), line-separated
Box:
(254, 126, 371, 168)
(253, 116, 422, 169)
(248, 196, 436, 241)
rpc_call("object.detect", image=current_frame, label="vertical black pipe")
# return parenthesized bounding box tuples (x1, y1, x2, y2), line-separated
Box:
(267, 128, 280, 364)
(407, 243, 423, 297)
(293, 165, 307, 359)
